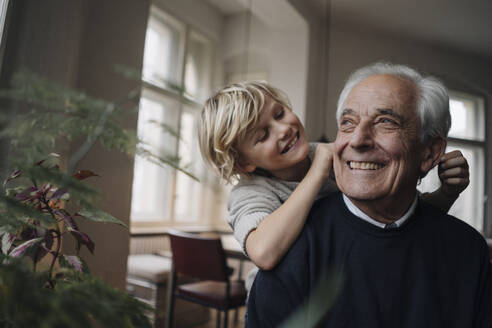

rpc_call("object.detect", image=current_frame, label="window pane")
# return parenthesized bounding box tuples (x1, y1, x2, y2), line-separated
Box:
(0, 0, 9, 45)
(446, 143, 485, 231)
(184, 30, 212, 103)
(130, 91, 180, 221)
(142, 8, 185, 90)
(418, 143, 485, 232)
(448, 91, 485, 141)
(174, 108, 204, 222)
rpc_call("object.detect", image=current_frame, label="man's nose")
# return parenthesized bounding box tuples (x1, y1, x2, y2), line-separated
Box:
(349, 122, 374, 149)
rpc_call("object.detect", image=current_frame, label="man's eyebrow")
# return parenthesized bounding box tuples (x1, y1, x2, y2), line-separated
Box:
(340, 108, 355, 116)
(377, 108, 404, 121)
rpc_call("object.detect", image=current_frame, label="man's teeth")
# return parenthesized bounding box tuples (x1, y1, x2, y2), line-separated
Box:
(349, 161, 384, 170)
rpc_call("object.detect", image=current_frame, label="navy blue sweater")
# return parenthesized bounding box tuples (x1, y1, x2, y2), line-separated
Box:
(247, 192, 492, 327)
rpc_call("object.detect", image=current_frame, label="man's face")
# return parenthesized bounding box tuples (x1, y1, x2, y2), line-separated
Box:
(334, 74, 425, 216)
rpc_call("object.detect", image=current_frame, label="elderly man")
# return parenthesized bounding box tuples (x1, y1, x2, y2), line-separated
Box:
(246, 63, 492, 327)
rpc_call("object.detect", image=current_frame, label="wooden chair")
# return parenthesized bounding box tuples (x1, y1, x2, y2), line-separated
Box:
(166, 230, 247, 328)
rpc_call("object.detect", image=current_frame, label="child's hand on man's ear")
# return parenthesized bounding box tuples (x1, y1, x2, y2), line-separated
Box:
(438, 150, 470, 199)
(311, 143, 335, 180)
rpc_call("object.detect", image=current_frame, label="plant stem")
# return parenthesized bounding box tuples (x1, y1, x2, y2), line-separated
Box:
(40, 193, 62, 284)
(66, 90, 139, 177)
(67, 103, 115, 176)
(47, 229, 61, 285)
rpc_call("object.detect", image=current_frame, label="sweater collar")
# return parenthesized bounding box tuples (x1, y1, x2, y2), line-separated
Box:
(342, 194, 418, 229)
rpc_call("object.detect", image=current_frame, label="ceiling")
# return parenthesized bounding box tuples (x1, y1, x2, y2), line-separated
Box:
(207, 0, 492, 60)
(312, 0, 492, 60)
(206, 0, 305, 30)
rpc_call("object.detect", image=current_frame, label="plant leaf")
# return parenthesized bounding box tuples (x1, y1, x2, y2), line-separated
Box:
(1, 232, 16, 255)
(0, 195, 57, 228)
(33, 231, 54, 262)
(73, 170, 99, 180)
(59, 254, 89, 273)
(55, 209, 79, 230)
(50, 187, 68, 200)
(68, 228, 95, 254)
(77, 208, 127, 228)
(3, 169, 22, 188)
(9, 237, 43, 257)
(14, 186, 39, 201)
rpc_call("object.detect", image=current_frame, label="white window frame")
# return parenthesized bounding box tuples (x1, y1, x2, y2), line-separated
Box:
(446, 90, 487, 233)
(131, 5, 214, 230)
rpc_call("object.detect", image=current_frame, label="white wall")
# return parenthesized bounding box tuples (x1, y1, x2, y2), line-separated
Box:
(74, 0, 150, 289)
(222, 5, 309, 123)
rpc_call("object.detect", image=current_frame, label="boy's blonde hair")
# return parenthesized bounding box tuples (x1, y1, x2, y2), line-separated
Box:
(198, 81, 292, 183)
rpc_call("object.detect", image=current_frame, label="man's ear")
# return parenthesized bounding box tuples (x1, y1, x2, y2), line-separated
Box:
(420, 137, 446, 177)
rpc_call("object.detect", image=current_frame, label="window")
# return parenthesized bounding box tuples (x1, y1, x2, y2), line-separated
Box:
(418, 91, 486, 232)
(131, 6, 213, 226)
(0, 0, 9, 45)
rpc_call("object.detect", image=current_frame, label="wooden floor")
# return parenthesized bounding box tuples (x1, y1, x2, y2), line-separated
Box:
(194, 307, 246, 328)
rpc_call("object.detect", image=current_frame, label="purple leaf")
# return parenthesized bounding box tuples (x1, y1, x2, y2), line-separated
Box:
(9, 237, 43, 257)
(33, 232, 54, 261)
(14, 186, 38, 201)
(55, 209, 79, 230)
(20, 227, 38, 240)
(61, 255, 84, 272)
(50, 187, 68, 200)
(4, 169, 22, 185)
(69, 228, 95, 254)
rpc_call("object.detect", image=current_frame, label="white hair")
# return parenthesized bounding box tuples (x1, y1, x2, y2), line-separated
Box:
(336, 62, 451, 142)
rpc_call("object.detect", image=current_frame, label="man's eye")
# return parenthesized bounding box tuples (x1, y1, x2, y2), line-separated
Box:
(378, 117, 398, 125)
(340, 119, 353, 126)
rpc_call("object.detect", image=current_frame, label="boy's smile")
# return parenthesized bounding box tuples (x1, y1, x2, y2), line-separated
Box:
(237, 95, 310, 181)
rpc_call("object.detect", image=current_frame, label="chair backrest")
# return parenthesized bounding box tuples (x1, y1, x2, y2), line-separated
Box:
(168, 229, 229, 282)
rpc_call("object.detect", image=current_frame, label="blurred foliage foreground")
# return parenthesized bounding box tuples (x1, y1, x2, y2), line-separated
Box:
(0, 68, 193, 327)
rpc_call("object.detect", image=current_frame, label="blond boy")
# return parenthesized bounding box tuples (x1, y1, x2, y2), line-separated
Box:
(198, 81, 469, 271)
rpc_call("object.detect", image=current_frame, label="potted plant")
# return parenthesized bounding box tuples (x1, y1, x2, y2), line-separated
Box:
(0, 68, 193, 327)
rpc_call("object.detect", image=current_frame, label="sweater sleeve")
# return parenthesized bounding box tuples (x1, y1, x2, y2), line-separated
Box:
(475, 239, 492, 327)
(246, 223, 312, 327)
(246, 270, 298, 328)
(227, 179, 283, 253)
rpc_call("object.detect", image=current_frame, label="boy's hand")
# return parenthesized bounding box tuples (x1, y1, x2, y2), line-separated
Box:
(438, 150, 470, 199)
(311, 143, 335, 180)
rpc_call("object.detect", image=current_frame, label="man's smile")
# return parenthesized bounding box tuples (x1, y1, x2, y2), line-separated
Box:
(348, 161, 385, 170)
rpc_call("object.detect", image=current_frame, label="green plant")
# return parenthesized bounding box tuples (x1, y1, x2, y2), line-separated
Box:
(0, 68, 192, 327)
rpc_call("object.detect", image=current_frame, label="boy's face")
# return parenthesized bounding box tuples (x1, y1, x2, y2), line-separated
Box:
(236, 95, 310, 181)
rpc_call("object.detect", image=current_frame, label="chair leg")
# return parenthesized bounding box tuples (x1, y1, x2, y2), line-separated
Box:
(224, 309, 229, 328)
(216, 310, 221, 328)
(166, 268, 177, 328)
(166, 293, 175, 328)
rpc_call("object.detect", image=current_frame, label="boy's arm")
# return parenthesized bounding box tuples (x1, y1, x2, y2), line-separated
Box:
(246, 143, 334, 270)
(421, 150, 469, 212)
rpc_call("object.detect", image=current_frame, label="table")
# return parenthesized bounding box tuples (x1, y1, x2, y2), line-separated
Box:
(154, 233, 247, 261)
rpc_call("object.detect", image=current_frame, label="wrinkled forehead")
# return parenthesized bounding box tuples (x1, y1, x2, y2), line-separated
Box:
(341, 74, 418, 119)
